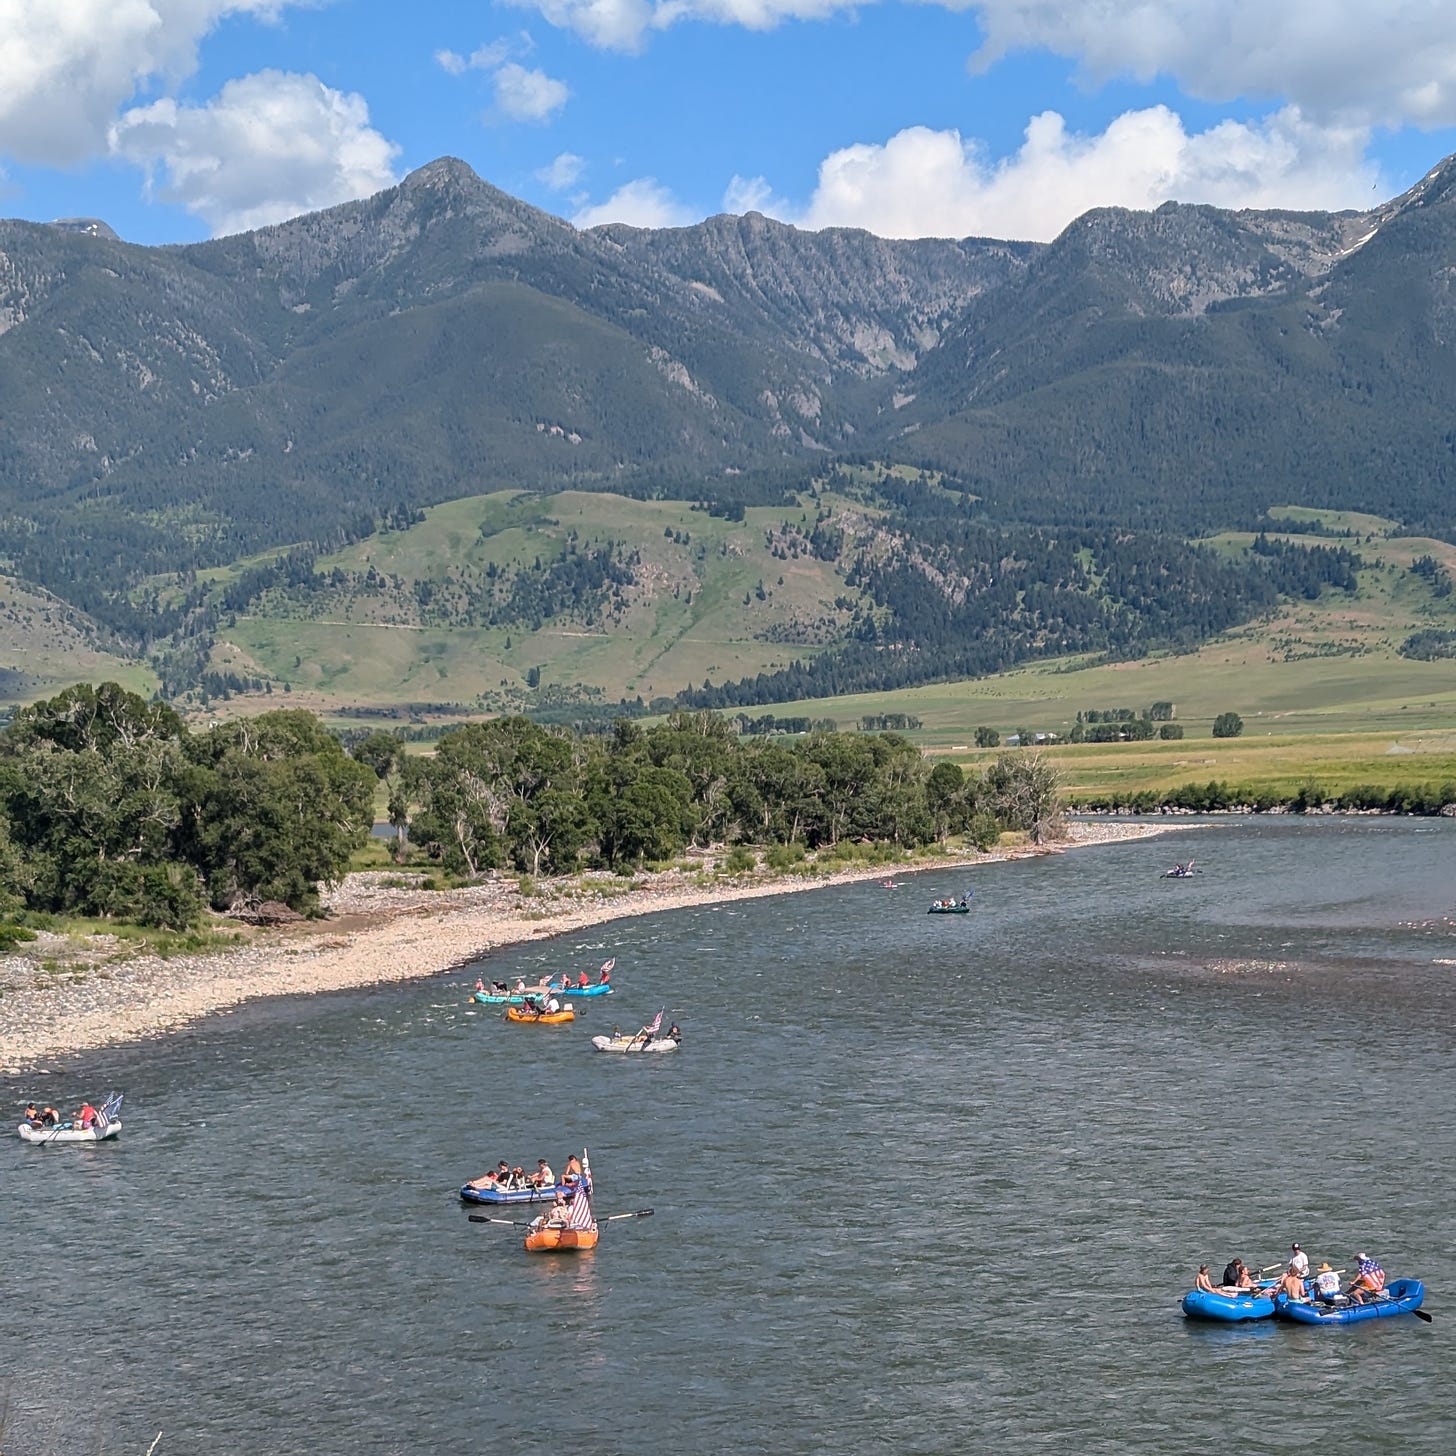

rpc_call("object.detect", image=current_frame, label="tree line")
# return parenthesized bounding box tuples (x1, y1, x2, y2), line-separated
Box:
(0, 687, 1066, 932)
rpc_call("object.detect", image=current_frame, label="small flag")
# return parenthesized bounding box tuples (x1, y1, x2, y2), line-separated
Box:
(600, 958, 615, 975)
(645, 1008, 663, 1037)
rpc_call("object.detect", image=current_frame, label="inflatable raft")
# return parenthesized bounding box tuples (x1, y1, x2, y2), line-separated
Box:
(504, 1004, 575, 1024)
(1180, 1286, 1277, 1322)
(591, 1033, 679, 1053)
(927, 902, 970, 914)
(472, 987, 552, 1006)
(18, 1120, 121, 1145)
(546, 981, 613, 997)
(524, 1224, 599, 1253)
(1275, 1279, 1425, 1325)
(460, 1175, 591, 1206)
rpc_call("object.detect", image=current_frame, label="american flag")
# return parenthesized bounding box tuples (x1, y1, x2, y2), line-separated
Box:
(600, 958, 615, 975)
(563, 1184, 596, 1231)
(645, 1008, 663, 1036)
(94, 1091, 123, 1135)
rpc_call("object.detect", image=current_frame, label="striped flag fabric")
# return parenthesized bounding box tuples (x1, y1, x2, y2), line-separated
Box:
(600, 958, 615, 974)
(645, 1008, 663, 1036)
(564, 1185, 597, 1231)
(94, 1091, 123, 1135)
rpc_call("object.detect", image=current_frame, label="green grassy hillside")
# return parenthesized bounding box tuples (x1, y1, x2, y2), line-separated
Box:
(211, 488, 864, 709)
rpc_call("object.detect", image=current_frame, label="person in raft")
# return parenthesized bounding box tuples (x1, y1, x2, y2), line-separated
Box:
(1195, 1265, 1218, 1294)
(1287, 1243, 1309, 1279)
(1271, 1268, 1307, 1302)
(531, 1191, 571, 1231)
(561, 1153, 583, 1185)
(75, 1102, 98, 1130)
(533, 1158, 555, 1188)
(1313, 1263, 1342, 1302)
(466, 1161, 511, 1190)
(1346, 1253, 1386, 1303)
(577, 970, 590, 988)
(1221, 1258, 1255, 1290)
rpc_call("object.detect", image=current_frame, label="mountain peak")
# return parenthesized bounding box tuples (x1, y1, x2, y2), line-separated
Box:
(48, 217, 119, 241)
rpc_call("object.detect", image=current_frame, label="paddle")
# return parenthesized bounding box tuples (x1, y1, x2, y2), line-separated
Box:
(469, 1208, 653, 1227)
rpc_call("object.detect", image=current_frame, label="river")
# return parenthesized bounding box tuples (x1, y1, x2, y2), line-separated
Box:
(4, 817, 1454, 1455)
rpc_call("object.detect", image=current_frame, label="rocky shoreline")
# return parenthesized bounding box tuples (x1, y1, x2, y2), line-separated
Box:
(0, 820, 1188, 1075)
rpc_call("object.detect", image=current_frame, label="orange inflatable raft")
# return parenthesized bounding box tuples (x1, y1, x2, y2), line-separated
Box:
(504, 1005, 575, 1024)
(523, 1224, 599, 1253)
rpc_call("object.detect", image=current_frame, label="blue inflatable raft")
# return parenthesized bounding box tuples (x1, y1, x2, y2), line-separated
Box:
(1275, 1279, 1426, 1326)
(460, 1175, 590, 1206)
(1180, 1286, 1277, 1322)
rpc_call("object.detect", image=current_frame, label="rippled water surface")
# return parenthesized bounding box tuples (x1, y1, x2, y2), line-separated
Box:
(5, 818, 1456, 1455)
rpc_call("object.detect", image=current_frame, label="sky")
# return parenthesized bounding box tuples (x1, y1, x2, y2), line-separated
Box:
(3, 1, 1456, 247)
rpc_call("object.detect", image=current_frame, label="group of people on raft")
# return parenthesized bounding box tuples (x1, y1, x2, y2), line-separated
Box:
(929, 896, 971, 909)
(465, 1152, 585, 1193)
(22, 1101, 97, 1131)
(1196, 1243, 1388, 1305)
(475, 964, 610, 997)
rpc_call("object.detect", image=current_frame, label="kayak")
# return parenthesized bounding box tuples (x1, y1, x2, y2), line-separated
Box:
(504, 1005, 575, 1024)
(591, 1034, 680, 1054)
(1275, 1279, 1425, 1325)
(546, 981, 614, 997)
(1180, 1286, 1277, 1321)
(460, 1175, 591, 1206)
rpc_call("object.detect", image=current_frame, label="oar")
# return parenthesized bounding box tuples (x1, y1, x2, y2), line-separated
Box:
(468, 1214, 533, 1226)
(601, 1208, 654, 1221)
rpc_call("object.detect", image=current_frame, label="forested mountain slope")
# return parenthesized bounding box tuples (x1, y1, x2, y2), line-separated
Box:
(2, 153, 1456, 708)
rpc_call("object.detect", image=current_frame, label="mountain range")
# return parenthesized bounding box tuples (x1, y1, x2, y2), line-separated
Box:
(1, 154, 1455, 709)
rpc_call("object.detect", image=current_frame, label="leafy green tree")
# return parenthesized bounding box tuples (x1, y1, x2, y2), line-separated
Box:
(1159, 724, 1184, 740)
(1212, 712, 1245, 739)
(973, 726, 1000, 748)
(982, 751, 1066, 844)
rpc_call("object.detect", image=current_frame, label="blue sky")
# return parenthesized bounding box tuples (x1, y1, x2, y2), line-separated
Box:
(3, 0, 1456, 246)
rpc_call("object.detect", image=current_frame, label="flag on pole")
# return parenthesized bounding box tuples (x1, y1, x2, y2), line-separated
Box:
(564, 1184, 597, 1231)
(644, 1008, 663, 1037)
(94, 1091, 123, 1136)
(600, 958, 615, 975)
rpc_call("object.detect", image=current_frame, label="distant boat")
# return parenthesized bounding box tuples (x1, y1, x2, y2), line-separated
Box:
(927, 898, 971, 914)
(1162, 859, 1198, 879)
(18, 1092, 122, 1145)
(505, 1004, 576, 1024)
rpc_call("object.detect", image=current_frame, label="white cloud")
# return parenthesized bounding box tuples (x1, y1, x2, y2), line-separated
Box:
(790, 105, 1378, 241)
(723, 174, 788, 215)
(573, 177, 697, 227)
(109, 70, 401, 236)
(970, 0, 1456, 129)
(435, 48, 468, 76)
(506, 0, 1456, 132)
(537, 151, 586, 189)
(493, 63, 570, 122)
(0, 0, 291, 166)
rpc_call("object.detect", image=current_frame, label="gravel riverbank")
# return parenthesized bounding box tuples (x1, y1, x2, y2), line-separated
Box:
(0, 821, 1190, 1074)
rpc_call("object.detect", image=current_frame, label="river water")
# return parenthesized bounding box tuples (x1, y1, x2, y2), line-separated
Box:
(4, 817, 1455, 1455)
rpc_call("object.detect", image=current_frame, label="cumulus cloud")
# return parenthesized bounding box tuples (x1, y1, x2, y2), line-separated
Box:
(791, 105, 1378, 240)
(0, 0, 291, 166)
(493, 63, 570, 122)
(969, 0, 1456, 129)
(573, 177, 697, 227)
(435, 48, 469, 75)
(537, 151, 586, 189)
(723, 173, 789, 215)
(109, 70, 401, 236)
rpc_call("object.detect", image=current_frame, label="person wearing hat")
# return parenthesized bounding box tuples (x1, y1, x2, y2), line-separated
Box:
(1313, 1263, 1341, 1302)
(1288, 1243, 1309, 1279)
(1346, 1253, 1385, 1304)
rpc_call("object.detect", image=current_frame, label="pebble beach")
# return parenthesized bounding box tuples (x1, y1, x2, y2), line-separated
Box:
(0, 820, 1186, 1074)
